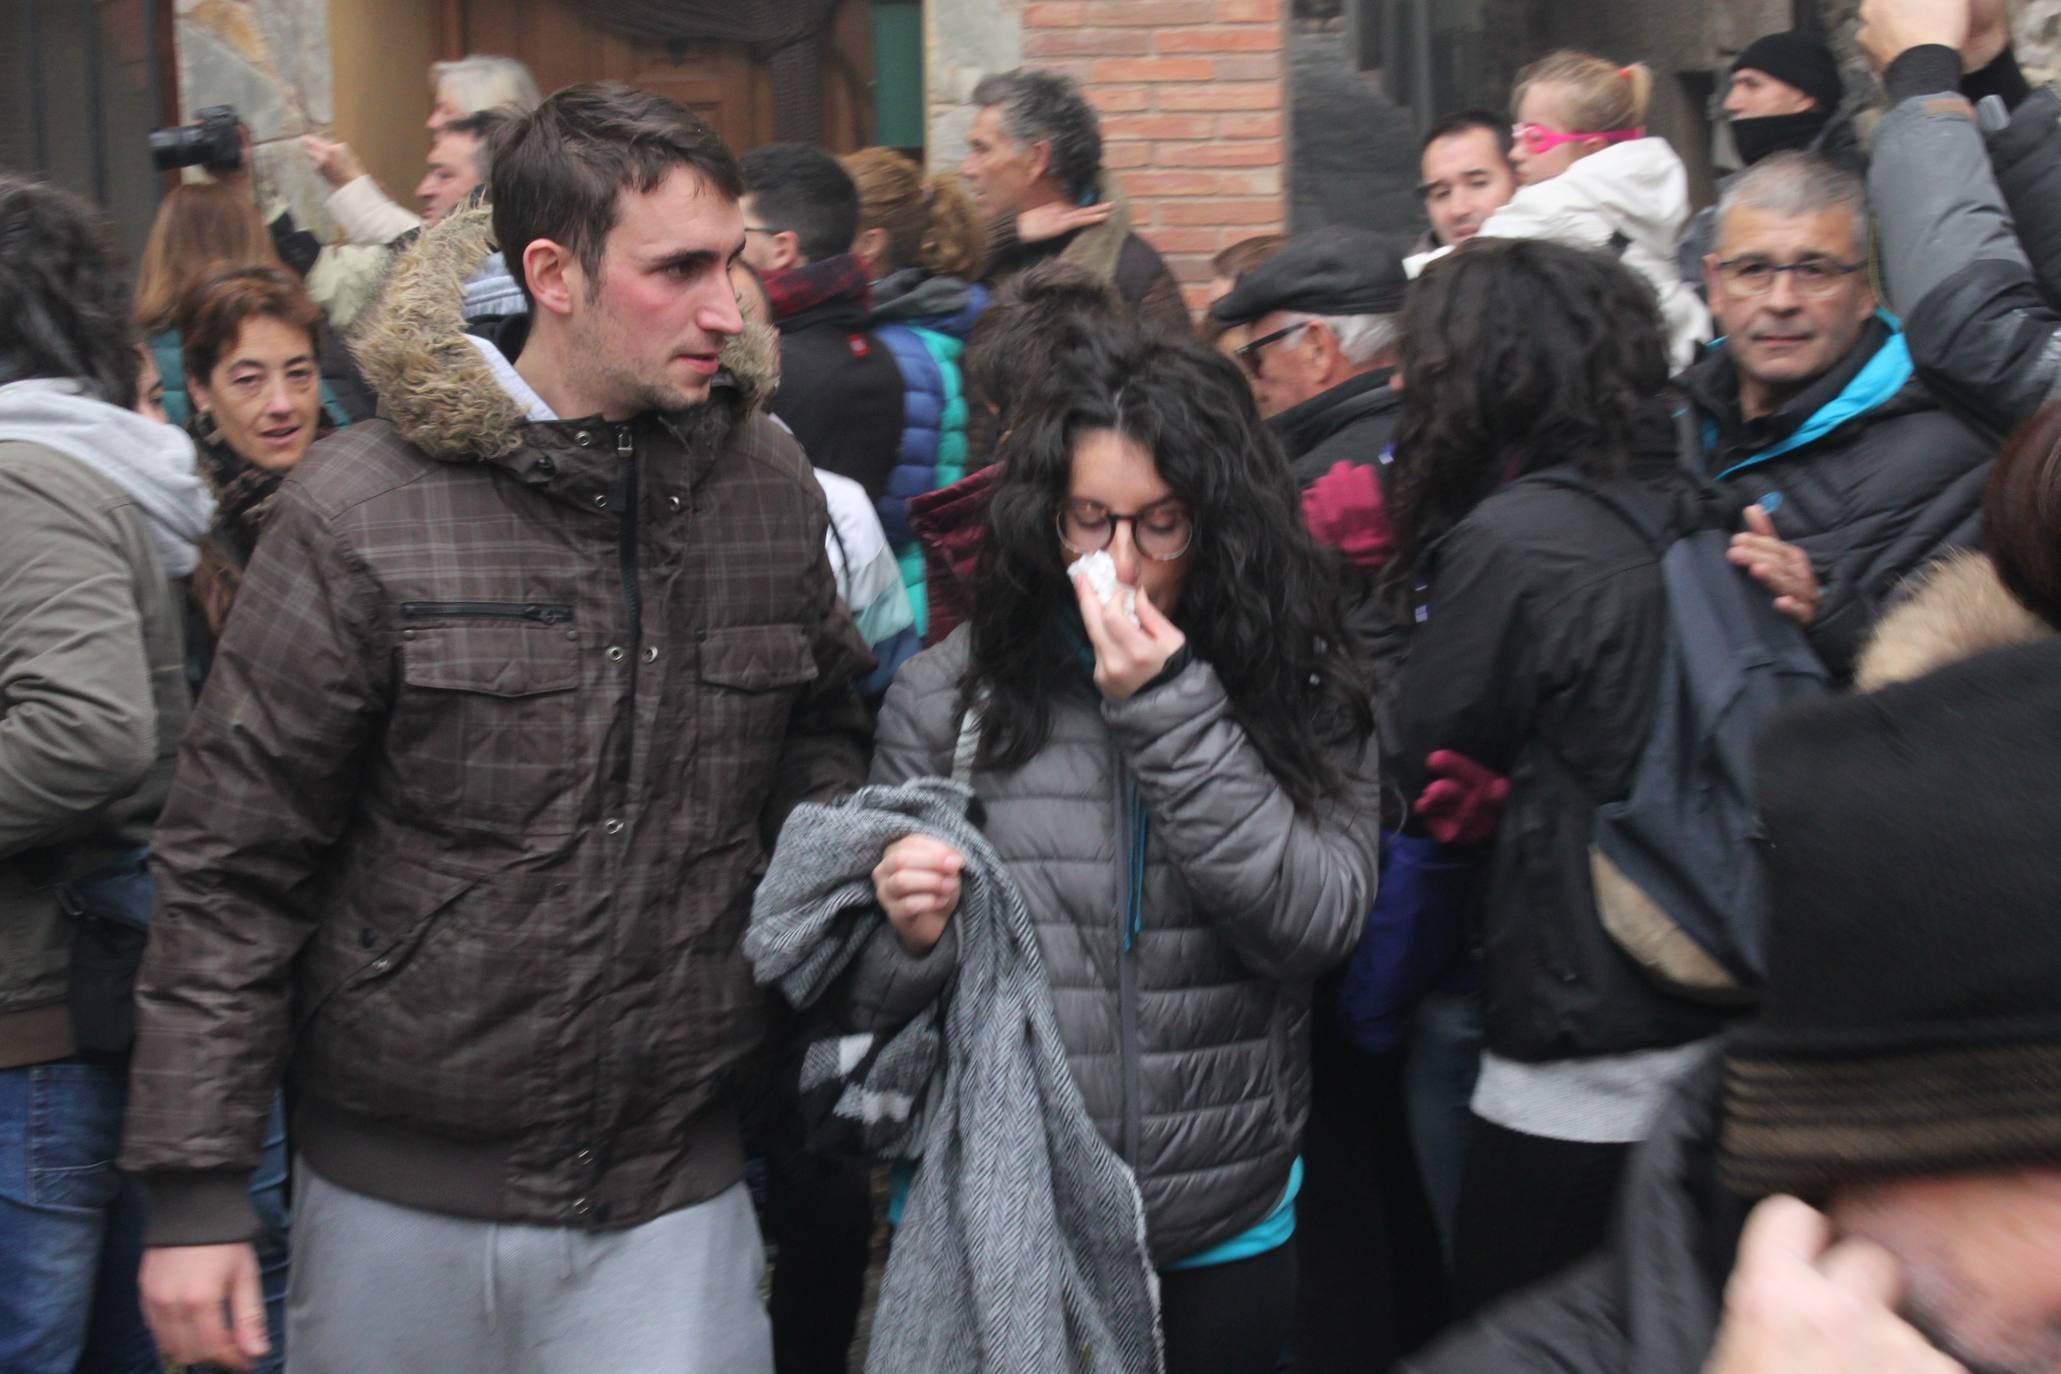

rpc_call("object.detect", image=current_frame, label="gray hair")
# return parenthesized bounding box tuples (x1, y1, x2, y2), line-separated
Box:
(971, 68, 1103, 201)
(1288, 311, 1403, 368)
(1716, 151, 1869, 257)
(430, 54, 541, 118)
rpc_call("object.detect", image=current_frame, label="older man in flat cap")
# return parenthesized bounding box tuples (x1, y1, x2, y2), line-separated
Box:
(1213, 225, 1410, 445)
(1210, 224, 1411, 604)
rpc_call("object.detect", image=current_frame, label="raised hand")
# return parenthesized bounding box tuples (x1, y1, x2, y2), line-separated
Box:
(1857, 0, 1974, 73)
(299, 133, 367, 189)
(1964, 0, 2013, 72)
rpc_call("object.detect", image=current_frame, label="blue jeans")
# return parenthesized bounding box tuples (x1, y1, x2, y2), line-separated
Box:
(1404, 986, 1483, 1268)
(0, 1059, 291, 1374)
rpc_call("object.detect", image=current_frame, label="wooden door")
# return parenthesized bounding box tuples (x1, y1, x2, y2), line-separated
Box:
(437, 0, 875, 155)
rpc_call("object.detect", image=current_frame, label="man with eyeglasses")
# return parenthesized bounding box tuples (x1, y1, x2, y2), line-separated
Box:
(1207, 225, 1412, 718)
(1211, 226, 1406, 438)
(1682, 151, 1990, 680)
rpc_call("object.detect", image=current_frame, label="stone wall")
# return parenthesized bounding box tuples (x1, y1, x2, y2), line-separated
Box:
(2023, 0, 2061, 80)
(928, 0, 1290, 314)
(927, 0, 1026, 175)
(174, 0, 335, 236)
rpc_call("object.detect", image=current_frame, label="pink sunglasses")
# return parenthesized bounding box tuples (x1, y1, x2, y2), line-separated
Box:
(1512, 122, 1646, 156)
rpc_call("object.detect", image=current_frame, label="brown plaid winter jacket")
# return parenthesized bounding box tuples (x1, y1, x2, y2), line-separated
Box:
(121, 208, 873, 1244)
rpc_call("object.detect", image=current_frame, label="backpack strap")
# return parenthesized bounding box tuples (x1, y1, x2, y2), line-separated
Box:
(1670, 403, 1703, 481)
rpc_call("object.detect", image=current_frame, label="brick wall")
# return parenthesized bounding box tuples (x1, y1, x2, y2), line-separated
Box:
(1017, 0, 1288, 315)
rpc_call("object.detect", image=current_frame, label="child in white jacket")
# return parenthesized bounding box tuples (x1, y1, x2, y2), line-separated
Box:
(1476, 52, 1711, 370)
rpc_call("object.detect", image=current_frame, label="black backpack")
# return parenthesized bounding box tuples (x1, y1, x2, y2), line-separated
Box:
(1520, 461, 1829, 1002)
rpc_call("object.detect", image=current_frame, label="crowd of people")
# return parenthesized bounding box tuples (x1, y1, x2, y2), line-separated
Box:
(4, 0, 2061, 1370)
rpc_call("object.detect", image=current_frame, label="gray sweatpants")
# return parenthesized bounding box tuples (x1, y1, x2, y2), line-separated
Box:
(286, 1160, 773, 1374)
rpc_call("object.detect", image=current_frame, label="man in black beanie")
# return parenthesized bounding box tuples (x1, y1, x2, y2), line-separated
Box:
(1401, 622, 2061, 1373)
(1725, 31, 1849, 168)
(1681, 30, 1859, 292)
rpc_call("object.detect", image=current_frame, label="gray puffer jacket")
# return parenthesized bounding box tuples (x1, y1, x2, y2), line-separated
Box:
(1872, 64, 2061, 433)
(841, 629, 1382, 1264)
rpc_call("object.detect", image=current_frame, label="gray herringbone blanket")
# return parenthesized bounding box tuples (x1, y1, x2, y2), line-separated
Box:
(747, 777, 1163, 1374)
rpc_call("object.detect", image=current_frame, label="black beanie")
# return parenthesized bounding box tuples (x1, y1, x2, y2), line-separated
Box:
(1730, 31, 1844, 113)
(1719, 637, 2061, 1198)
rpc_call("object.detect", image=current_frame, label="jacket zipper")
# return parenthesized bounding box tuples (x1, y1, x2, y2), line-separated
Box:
(615, 425, 643, 775)
(399, 601, 573, 625)
(1115, 764, 1144, 1165)
(575, 424, 643, 1221)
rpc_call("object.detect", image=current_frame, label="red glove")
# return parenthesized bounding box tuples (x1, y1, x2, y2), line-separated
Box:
(1413, 749, 1510, 846)
(1301, 461, 1394, 570)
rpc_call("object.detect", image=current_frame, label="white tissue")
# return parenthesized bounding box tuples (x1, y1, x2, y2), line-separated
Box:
(1067, 549, 1140, 627)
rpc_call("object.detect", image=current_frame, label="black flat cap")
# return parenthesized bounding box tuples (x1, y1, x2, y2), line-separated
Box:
(1211, 225, 1409, 327)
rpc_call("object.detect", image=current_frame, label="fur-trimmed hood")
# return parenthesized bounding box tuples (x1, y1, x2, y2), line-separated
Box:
(349, 204, 778, 463)
(1854, 552, 2052, 691)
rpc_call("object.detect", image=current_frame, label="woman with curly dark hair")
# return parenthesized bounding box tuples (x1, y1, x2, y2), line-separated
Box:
(1384, 238, 1740, 1312)
(846, 327, 1382, 1373)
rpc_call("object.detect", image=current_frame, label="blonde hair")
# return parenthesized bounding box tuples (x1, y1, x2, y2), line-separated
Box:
(841, 147, 984, 280)
(1513, 50, 1653, 134)
(430, 54, 541, 118)
(131, 182, 282, 334)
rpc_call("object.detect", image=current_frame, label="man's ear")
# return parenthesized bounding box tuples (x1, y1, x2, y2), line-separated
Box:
(1306, 319, 1346, 384)
(769, 229, 804, 273)
(1024, 137, 1055, 188)
(524, 238, 580, 318)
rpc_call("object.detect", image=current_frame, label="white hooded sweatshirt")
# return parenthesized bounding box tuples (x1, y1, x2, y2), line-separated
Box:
(0, 379, 214, 576)
(1475, 138, 1712, 371)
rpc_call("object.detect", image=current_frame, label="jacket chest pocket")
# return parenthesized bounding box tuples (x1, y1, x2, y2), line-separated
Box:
(692, 623, 818, 819)
(388, 621, 582, 834)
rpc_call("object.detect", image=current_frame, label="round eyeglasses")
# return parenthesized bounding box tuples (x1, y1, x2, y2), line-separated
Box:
(1058, 499, 1194, 562)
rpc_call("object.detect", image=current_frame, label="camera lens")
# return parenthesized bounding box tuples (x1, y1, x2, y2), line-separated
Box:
(148, 125, 204, 173)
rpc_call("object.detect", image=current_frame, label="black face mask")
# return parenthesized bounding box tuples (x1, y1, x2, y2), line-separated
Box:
(1731, 109, 1833, 167)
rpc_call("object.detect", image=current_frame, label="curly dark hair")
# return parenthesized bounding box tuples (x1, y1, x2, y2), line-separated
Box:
(965, 332, 1374, 811)
(961, 262, 1126, 465)
(0, 176, 139, 407)
(1386, 237, 1671, 582)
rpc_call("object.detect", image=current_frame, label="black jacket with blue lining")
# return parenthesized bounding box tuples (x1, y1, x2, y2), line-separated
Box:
(1680, 317, 1991, 680)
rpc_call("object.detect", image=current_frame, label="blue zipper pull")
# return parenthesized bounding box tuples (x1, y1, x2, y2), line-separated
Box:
(1122, 777, 1147, 953)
